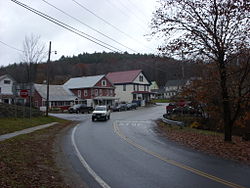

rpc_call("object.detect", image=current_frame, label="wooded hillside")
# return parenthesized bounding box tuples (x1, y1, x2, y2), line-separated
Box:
(0, 52, 199, 86)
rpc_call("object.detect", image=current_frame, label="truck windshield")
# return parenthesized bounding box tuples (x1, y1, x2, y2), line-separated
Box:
(95, 106, 106, 111)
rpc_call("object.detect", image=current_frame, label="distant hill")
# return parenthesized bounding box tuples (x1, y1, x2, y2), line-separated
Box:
(0, 52, 200, 87)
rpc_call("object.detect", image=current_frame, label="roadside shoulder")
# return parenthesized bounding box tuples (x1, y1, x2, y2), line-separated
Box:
(53, 121, 88, 188)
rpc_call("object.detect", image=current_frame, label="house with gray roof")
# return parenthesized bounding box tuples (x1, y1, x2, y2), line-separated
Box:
(33, 84, 79, 110)
(164, 79, 188, 98)
(64, 75, 116, 107)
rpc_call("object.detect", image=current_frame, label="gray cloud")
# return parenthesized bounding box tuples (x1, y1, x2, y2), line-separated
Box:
(0, 0, 159, 66)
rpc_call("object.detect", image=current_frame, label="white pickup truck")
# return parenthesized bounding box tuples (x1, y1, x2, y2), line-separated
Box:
(92, 105, 111, 121)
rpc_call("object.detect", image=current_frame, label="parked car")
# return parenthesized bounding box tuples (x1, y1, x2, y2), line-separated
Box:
(92, 105, 111, 121)
(111, 104, 127, 112)
(126, 103, 137, 110)
(166, 103, 176, 114)
(68, 104, 93, 114)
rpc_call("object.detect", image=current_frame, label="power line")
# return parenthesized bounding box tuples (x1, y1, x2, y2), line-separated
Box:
(41, 0, 138, 53)
(11, 0, 123, 52)
(104, 0, 148, 31)
(115, 0, 149, 26)
(0, 40, 24, 52)
(126, 0, 149, 22)
(71, 0, 154, 52)
(10, 0, 166, 74)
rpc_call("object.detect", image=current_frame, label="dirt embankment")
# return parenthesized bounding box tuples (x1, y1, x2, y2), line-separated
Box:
(157, 120, 250, 165)
(0, 121, 87, 188)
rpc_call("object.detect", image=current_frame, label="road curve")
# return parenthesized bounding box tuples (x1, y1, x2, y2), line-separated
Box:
(53, 105, 250, 188)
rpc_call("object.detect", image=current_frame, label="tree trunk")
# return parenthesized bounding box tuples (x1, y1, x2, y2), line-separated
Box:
(219, 58, 232, 141)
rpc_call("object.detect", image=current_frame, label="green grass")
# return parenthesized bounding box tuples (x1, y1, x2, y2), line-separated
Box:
(0, 116, 68, 135)
(151, 99, 172, 103)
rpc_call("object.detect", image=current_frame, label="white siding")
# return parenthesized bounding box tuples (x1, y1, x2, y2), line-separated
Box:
(112, 72, 151, 103)
(0, 78, 13, 95)
(115, 84, 133, 103)
(133, 73, 150, 85)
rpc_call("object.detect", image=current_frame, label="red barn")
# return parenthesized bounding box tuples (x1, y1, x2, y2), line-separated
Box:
(63, 75, 117, 107)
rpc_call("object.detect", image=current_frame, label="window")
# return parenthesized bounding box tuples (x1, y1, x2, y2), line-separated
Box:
(84, 90, 88, 96)
(95, 89, 98, 96)
(102, 80, 107, 86)
(123, 85, 126, 91)
(137, 85, 139, 91)
(77, 90, 81, 97)
(34, 101, 38, 107)
(133, 84, 136, 91)
(0, 87, 1, 94)
(99, 89, 102, 96)
(4, 80, 11, 84)
(144, 85, 146, 91)
(139, 75, 143, 82)
(110, 89, 113, 96)
(133, 94, 136, 100)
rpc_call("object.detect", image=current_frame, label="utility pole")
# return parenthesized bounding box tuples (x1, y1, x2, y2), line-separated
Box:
(181, 50, 185, 80)
(46, 41, 51, 117)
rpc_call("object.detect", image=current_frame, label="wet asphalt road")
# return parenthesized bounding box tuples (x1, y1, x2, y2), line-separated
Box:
(52, 104, 250, 188)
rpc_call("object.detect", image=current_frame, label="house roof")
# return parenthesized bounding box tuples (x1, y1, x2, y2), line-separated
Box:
(64, 75, 105, 89)
(34, 84, 77, 101)
(0, 74, 15, 82)
(106, 69, 142, 84)
(165, 79, 188, 87)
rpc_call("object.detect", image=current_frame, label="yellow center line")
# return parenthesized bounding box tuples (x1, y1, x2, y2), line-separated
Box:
(113, 122, 246, 188)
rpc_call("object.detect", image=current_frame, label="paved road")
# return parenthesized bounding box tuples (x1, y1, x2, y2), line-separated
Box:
(52, 105, 250, 188)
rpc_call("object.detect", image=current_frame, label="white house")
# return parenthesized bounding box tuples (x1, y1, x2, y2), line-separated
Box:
(106, 70, 151, 106)
(164, 79, 188, 98)
(149, 81, 159, 99)
(0, 74, 16, 104)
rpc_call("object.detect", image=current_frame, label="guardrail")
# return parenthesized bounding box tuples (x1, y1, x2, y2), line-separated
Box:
(162, 116, 185, 127)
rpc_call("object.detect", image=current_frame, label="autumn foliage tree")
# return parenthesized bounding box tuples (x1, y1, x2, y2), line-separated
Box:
(181, 53, 250, 133)
(151, 0, 250, 141)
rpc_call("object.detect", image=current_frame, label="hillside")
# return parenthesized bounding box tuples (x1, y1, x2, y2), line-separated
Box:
(0, 52, 200, 86)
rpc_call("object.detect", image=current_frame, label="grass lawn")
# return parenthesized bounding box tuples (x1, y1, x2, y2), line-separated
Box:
(0, 120, 72, 188)
(0, 116, 68, 135)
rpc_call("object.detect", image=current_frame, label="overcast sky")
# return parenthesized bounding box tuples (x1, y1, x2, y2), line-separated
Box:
(0, 0, 160, 67)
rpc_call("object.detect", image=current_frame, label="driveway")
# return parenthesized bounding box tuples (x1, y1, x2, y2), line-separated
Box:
(52, 104, 250, 188)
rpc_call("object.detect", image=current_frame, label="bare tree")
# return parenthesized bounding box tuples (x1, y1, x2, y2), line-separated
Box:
(22, 34, 46, 83)
(21, 34, 46, 118)
(151, 0, 250, 141)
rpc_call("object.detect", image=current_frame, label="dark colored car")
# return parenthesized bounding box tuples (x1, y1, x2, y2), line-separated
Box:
(111, 104, 127, 112)
(166, 103, 176, 114)
(126, 103, 138, 110)
(68, 104, 93, 114)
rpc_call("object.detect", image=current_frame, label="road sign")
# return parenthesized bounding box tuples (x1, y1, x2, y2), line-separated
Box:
(20, 89, 29, 98)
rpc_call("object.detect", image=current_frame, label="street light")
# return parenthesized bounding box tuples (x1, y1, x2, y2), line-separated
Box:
(45, 41, 57, 117)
